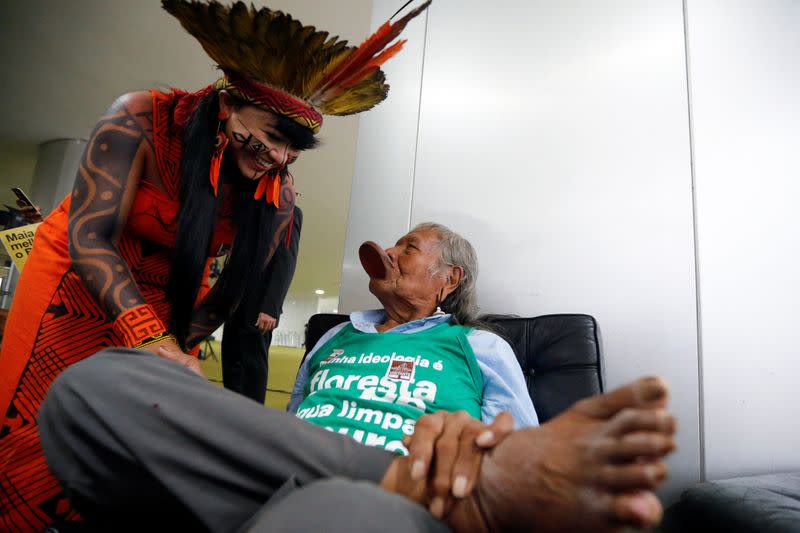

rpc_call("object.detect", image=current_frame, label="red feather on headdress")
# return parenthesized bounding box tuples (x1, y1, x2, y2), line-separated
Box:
(309, 0, 431, 107)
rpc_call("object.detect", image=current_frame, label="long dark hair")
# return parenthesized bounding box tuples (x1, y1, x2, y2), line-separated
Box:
(166, 90, 316, 346)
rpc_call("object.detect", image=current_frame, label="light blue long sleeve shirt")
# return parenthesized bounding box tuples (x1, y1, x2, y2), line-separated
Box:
(288, 310, 539, 428)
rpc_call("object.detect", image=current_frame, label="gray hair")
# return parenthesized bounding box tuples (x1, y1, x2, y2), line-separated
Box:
(412, 222, 481, 327)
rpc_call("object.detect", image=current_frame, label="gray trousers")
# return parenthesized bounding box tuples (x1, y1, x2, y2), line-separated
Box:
(38, 349, 449, 533)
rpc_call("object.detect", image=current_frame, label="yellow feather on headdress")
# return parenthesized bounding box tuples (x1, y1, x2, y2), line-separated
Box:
(162, 0, 431, 116)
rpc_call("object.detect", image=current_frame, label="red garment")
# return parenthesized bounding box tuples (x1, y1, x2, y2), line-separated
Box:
(0, 89, 234, 531)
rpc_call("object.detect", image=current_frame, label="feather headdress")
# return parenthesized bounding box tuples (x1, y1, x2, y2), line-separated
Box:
(162, 0, 431, 133)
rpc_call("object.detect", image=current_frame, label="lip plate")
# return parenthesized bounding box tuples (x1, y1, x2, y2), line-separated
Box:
(359, 241, 389, 280)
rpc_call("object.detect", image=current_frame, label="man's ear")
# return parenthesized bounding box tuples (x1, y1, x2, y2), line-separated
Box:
(440, 265, 464, 301)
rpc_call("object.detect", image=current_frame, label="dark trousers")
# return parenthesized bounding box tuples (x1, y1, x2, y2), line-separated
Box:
(221, 314, 270, 403)
(38, 349, 448, 533)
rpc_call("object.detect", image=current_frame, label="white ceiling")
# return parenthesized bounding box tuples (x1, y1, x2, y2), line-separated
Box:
(0, 0, 374, 300)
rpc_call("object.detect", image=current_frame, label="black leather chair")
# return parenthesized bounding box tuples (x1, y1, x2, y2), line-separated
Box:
(660, 472, 800, 533)
(303, 313, 603, 423)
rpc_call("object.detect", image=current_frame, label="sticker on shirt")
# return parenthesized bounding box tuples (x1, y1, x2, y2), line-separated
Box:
(386, 358, 415, 381)
(321, 349, 345, 365)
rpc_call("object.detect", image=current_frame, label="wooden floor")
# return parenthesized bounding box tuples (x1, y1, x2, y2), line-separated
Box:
(198, 341, 306, 411)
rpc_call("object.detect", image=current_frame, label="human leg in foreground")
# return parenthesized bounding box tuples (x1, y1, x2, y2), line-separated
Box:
(39, 348, 675, 532)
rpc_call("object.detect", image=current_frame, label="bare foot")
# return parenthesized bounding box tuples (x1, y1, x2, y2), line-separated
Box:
(440, 376, 676, 533)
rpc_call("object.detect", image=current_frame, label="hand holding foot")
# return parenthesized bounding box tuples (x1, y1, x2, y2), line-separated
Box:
(403, 410, 514, 518)
(447, 376, 676, 533)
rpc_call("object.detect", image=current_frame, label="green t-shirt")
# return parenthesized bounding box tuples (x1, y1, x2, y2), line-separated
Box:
(296, 321, 484, 455)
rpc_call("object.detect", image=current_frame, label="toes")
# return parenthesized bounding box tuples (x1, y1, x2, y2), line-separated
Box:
(604, 408, 676, 438)
(595, 461, 669, 490)
(600, 431, 676, 462)
(574, 377, 669, 419)
(633, 376, 669, 407)
(613, 490, 664, 529)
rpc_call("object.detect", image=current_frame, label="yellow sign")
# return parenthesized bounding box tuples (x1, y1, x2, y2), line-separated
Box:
(0, 223, 41, 271)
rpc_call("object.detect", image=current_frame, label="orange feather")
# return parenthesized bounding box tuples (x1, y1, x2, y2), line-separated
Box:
(310, 1, 430, 103)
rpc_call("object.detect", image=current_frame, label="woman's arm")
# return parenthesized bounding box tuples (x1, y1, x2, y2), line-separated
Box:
(185, 283, 226, 349)
(264, 175, 297, 267)
(185, 176, 297, 348)
(68, 92, 170, 347)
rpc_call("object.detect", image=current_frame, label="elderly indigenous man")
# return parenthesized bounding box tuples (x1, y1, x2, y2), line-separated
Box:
(287, 223, 538, 457)
(37, 224, 678, 533)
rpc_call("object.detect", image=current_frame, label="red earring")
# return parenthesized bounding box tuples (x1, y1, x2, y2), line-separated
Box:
(209, 123, 228, 197)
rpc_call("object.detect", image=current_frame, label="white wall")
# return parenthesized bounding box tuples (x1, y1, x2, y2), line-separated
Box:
(273, 297, 320, 348)
(316, 296, 340, 314)
(415, 0, 700, 501)
(686, 0, 800, 480)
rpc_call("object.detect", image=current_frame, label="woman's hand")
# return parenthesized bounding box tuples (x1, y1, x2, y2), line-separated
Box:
(142, 338, 206, 378)
(402, 410, 515, 518)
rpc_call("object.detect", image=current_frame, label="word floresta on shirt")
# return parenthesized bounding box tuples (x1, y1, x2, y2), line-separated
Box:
(307, 367, 438, 412)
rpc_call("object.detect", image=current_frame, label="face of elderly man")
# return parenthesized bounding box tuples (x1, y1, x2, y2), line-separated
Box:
(363, 228, 463, 317)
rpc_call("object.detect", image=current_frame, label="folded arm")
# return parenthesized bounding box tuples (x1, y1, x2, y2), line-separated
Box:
(185, 283, 226, 349)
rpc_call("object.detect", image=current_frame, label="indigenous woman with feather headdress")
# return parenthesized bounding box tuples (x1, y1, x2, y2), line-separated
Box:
(0, 1, 430, 529)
